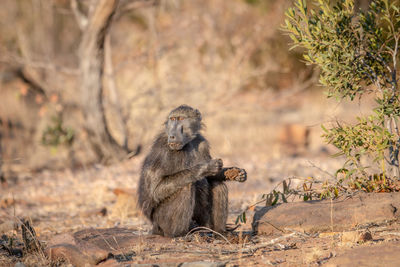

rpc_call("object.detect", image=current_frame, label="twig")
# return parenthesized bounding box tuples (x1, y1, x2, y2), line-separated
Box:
(284, 228, 312, 238)
(307, 160, 335, 179)
(0, 54, 78, 75)
(238, 232, 296, 254)
(185, 227, 231, 245)
(263, 221, 285, 233)
(360, 57, 383, 93)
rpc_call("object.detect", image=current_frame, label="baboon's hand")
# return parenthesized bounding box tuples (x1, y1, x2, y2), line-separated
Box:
(226, 168, 247, 182)
(199, 159, 223, 177)
(236, 168, 247, 182)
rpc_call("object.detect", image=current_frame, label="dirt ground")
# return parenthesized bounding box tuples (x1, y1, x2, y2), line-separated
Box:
(1, 152, 400, 266)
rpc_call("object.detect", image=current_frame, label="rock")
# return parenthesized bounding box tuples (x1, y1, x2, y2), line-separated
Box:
(73, 227, 170, 253)
(46, 233, 110, 267)
(358, 231, 373, 242)
(132, 264, 180, 267)
(47, 244, 95, 267)
(180, 261, 227, 267)
(323, 241, 400, 267)
(132, 264, 162, 267)
(46, 228, 171, 266)
(14, 262, 26, 267)
(130, 263, 225, 267)
(253, 192, 400, 235)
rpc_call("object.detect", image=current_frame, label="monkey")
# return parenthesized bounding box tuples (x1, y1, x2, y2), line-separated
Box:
(137, 105, 247, 237)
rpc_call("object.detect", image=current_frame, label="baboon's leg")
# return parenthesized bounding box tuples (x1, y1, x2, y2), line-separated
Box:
(193, 179, 211, 228)
(208, 180, 228, 233)
(152, 185, 195, 237)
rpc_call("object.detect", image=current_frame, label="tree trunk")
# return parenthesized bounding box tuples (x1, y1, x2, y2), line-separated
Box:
(104, 33, 128, 149)
(78, 0, 128, 162)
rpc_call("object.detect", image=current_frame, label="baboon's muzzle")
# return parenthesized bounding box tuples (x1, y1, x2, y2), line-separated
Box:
(167, 122, 184, 150)
(168, 142, 184, 150)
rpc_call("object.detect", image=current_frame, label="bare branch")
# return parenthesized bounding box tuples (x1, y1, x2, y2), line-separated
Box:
(391, 33, 398, 92)
(185, 226, 232, 244)
(360, 57, 383, 93)
(117, 0, 159, 20)
(0, 54, 78, 75)
(70, 0, 88, 30)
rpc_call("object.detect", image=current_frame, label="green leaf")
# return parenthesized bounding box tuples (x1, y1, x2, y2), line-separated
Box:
(281, 193, 288, 203)
(271, 193, 279, 206)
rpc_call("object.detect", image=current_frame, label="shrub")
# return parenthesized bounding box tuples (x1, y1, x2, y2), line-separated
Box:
(284, 0, 400, 181)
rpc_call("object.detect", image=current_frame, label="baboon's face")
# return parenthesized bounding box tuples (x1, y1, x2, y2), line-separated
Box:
(166, 106, 201, 150)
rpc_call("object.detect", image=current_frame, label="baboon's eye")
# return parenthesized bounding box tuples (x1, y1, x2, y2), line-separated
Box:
(178, 116, 184, 121)
(170, 117, 176, 121)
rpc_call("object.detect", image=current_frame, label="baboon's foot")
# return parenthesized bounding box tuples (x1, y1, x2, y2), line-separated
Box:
(224, 167, 247, 182)
(152, 225, 164, 236)
(189, 220, 200, 231)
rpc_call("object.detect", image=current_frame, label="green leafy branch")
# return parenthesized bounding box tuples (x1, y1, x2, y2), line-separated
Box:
(283, 0, 400, 179)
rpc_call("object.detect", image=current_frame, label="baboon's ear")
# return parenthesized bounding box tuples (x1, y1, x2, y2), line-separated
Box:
(195, 109, 202, 121)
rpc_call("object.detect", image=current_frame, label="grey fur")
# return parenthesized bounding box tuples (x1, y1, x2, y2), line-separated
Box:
(138, 105, 246, 237)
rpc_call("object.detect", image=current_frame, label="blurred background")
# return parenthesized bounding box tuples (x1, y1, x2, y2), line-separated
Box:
(0, 0, 374, 199)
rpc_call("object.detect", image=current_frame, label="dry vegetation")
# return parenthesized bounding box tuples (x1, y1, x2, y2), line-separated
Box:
(1, 0, 399, 266)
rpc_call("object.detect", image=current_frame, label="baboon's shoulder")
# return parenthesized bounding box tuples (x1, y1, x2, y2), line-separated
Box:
(141, 132, 168, 169)
(192, 134, 210, 155)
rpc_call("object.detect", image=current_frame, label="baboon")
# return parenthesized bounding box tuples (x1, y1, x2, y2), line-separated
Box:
(138, 105, 247, 237)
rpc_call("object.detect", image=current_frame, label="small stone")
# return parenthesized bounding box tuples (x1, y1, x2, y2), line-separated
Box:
(358, 231, 373, 242)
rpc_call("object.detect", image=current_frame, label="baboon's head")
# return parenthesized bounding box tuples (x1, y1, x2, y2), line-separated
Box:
(165, 105, 202, 150)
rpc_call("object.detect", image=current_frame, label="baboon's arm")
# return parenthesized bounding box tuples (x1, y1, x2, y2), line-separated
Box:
(207, 168, 228, 181)
(207, 167, 247, 182)
(151, 163, 208, 203)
